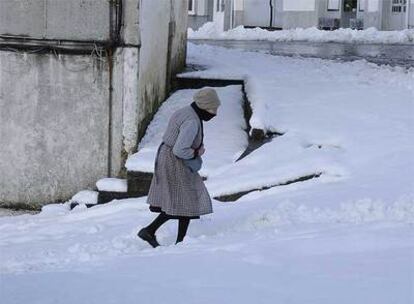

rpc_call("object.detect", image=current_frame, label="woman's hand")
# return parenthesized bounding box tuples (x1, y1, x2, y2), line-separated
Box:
(197, 145, 205, 156)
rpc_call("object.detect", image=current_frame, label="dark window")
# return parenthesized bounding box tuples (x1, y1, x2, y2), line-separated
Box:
(344, 0, 357, 12)
(392, 0, 407, 13)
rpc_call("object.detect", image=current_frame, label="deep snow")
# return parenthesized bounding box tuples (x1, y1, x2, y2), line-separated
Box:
(1, 43, 413, 304)
(189, 22, 414, 45)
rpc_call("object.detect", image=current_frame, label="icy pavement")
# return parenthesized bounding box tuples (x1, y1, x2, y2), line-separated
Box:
(191, 39, 414, 68)
(1, 44, 414, 304)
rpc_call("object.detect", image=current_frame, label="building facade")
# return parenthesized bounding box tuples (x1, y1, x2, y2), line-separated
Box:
(0, 0, 188, 207)
(193, 0, 414, 31)
(188, 0, 215, 29)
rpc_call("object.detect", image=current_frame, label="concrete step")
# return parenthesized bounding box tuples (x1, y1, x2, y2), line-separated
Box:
(96, 178, 129, 204)
(127, 171, 153, 198)
(97, 191, 130, 204)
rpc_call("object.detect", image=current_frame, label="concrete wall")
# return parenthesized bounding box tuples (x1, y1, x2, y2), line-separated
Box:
(0, 0, 112, 41)
(170, 0, 189, 78)
(0, 51, 117, 205)
(0, 0, 188, 207)
(134, 0, 170, 145)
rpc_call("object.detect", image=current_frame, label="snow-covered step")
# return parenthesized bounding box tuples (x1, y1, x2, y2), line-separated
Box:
(96, 178, 129, 204)
(96, 178, 128, 192)
(69, 190, 99, 210)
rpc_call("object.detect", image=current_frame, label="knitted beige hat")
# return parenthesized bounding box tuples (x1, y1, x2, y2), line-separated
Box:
(193, 88, 221, 114)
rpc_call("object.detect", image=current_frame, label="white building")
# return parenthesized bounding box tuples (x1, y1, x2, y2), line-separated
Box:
(191, 0, 414, 31)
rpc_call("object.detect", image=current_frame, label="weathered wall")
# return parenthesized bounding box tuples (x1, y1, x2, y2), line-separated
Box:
(170, 0, 189, 77)
(0, 0, 187, 207)
(0, 0, 112, 41)
(133, 0, 188, 147)
(0, 51, 122, 206)
(134, 0, 171, 147)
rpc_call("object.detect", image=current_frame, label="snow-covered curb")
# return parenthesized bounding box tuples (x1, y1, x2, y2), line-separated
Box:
(96, 178, 127, 193)
(188, 23, 414, 45)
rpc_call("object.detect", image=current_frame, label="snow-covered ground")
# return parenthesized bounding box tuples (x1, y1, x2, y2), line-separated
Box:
(189, 22, 414, 45)
(1, 44, 413, 304)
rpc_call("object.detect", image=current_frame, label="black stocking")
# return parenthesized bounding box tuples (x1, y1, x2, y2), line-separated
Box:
(145, 213, 170, 235)
(176, 218, 190, 244)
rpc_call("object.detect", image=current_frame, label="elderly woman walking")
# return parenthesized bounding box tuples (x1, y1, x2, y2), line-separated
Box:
(138, 88, 221, 248)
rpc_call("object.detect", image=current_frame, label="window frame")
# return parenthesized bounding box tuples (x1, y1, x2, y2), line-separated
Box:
(188, 0, 196, 15)
(391, 0, 407, 14)
(327, 0, 341, 11)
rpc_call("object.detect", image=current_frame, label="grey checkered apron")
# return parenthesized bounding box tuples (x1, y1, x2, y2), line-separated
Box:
(146, 106, 213, 217)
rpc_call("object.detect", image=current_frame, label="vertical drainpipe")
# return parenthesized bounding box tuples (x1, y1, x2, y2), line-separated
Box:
(269, 0, 274, 27)
(166, 0, 174, 95)
(231, 0, 234, 29)
(107, 0, 123, 177)
(107, 47, 113, 177)
(406, 0, 410, 29)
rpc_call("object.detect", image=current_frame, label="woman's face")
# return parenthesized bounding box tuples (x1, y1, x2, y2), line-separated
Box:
(203, 111, 216, 121)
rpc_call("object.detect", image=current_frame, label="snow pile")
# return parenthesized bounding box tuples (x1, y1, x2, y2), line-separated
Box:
(126, 85, 248, 176)
(68, 190, 98, 205)
(96, 178, 127, 193)
(189, 23, 414, 44)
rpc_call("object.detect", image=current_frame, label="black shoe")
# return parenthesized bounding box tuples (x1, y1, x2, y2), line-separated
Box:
(138, 228, 160, 248)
